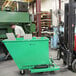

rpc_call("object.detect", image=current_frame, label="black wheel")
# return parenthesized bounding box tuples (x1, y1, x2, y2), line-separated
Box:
(20, 70, 25, 75)
(63, 61, 67, 65)
(72, 59, 76, 72)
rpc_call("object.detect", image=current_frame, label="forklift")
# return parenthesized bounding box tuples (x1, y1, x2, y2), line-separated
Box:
(57, 0, 76, 72)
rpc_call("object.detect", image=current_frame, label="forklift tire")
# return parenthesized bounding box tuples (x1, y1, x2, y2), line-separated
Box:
(72, 59, 76, 72)
(57, 50, 61, 60)
(63, 61, 67, 65)
(20, 70, 25, 75)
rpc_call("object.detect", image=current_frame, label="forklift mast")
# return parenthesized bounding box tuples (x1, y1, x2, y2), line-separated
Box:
(64, 0, 76, 66)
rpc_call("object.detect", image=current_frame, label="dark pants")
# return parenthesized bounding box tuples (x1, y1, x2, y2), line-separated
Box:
(0, 42, 8, 55)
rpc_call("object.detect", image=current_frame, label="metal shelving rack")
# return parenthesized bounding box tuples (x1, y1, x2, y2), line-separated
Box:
(40, 11, 52, 32)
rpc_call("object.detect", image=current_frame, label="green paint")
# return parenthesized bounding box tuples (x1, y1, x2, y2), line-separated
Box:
(0, 11, 30, 23)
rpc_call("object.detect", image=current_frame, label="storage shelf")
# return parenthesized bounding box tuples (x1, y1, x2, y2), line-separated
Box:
(40, 11, 52, 36)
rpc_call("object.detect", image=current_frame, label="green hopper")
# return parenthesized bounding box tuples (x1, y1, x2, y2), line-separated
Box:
(2, 37, 60, 75)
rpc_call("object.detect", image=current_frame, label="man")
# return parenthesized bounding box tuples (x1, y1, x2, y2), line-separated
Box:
(11, 25, 25, 38)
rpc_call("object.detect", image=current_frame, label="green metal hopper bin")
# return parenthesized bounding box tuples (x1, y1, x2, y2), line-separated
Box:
(2, 37, 60, 75)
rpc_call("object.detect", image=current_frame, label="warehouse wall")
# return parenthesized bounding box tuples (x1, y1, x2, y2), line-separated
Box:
(29, 0, 69, 26)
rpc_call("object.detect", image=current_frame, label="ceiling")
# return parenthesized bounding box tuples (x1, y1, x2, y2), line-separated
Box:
(0, 0, 35, 9)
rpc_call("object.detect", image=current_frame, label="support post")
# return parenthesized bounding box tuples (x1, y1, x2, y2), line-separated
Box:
(36, 0, 41, 36)
(59, 0, 61, 23)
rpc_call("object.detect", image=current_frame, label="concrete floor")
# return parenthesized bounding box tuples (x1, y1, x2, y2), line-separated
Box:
(0, 50, 76, 76)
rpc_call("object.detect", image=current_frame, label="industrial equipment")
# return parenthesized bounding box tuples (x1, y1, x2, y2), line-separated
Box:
(57, 0, 76, 72)
(2, 37, 60, 74)
(0, 1, 35, 61)
(0, 1, 35, 41)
